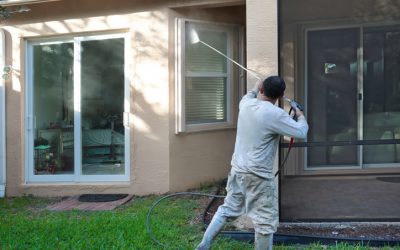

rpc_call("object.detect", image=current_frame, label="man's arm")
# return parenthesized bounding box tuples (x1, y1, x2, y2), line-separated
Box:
(243, 80, 262, 99)
(271, 108, 309, 139)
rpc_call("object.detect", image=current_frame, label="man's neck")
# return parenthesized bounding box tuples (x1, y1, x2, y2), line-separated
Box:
(258, 94, 277, 105)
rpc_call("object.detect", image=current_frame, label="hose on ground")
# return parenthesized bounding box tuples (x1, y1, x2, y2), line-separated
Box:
(145, 192, 226, 249)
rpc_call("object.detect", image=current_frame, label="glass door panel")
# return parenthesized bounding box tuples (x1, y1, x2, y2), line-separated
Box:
(363, 27, 400, 164)
(33, 43, 74, 175)
(80, 38, 125, 175)
(307, 28, 359, 167)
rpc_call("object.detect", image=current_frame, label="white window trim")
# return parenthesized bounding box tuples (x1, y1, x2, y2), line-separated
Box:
(0, 29, 6, 197)
(175, 18, 242, 134)
(25, 33, 130, 183)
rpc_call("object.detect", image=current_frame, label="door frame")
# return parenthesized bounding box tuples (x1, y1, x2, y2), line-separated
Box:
(25, 32, 130, 183)
(0, 29, 5, 196)
(304, 24, 363, 170)
(303, 21, 400, 171)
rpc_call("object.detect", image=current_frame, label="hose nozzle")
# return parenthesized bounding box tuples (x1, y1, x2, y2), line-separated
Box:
(284, 96, 304, 111)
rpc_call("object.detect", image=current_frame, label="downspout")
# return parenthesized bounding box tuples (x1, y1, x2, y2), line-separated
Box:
(0, 29, 6, 198)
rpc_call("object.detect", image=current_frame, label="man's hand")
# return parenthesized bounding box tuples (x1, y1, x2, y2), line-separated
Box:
(251, 79, 263, 93)
(294, 107, 304, 118)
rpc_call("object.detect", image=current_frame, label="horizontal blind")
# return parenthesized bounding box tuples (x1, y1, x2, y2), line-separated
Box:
(185, 77, 226, 124)
(185, 28, 228, 124)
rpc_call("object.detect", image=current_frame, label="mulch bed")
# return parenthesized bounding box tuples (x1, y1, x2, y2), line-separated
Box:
(277, 223, 400, 241)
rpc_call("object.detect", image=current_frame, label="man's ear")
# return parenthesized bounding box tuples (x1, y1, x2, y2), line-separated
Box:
(259, 86, 264, 95)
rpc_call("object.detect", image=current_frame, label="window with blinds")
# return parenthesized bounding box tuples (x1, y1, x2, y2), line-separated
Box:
(176, 19, 242, 133)
(185, 29, 228, 124)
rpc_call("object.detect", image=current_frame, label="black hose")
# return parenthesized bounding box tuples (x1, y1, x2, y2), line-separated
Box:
(146, 143, 293, 248)
(201, 179, 227, 230)
(145, 192, 226, 249)
(145, 186, 400, 248)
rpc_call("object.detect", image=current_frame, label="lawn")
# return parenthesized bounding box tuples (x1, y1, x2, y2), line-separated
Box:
(0, 194, 396, 249)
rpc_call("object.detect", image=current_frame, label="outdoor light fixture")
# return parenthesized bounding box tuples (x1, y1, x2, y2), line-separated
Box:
(0, 5, 30, 21)
(2, 65, 13, 80)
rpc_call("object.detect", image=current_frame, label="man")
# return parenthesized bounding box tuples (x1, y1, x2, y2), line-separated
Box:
(196, 76, 309, 250)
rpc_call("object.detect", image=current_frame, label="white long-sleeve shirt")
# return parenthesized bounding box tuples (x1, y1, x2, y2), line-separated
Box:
(231, 90, 309, 179)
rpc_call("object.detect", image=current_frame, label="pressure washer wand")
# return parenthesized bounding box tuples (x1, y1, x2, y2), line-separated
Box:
(198, 40, 262, 80)
(189, 29, 263, 80)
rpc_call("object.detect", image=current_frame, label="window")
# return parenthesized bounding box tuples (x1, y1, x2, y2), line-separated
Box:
(26, 33, 130, 182)
(175, 19, 242, 133)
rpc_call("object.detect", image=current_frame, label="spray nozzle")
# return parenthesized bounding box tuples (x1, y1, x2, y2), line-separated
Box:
(189, 29, 200, 44)
(284, 97, 303, 112)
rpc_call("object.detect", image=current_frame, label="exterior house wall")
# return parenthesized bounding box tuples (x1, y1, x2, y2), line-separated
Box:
(4, 0, 172, 196)
(2, 0, 248, 196)
(247, 0, 279, 177)
(168, 5, 245, 191)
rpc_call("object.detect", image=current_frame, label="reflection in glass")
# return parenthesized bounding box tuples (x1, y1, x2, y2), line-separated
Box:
(185, 25, 229, 124)
(363, 27, 400, 164)
(33, 43, 74, 175)
(81, 38, 125, 175)
(307, 29, 359, 167)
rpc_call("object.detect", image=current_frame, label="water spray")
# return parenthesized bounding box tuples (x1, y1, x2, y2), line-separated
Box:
(189, 29, 263, 80)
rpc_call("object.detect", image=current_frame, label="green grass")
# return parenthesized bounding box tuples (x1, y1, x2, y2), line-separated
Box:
(0, 195, 398, 250)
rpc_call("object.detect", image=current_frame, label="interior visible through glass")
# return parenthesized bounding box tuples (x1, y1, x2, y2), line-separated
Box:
(33, 43, 74, 175)
(81, 38, 125, 175)
(363, 26, 400, 164)
(307, 28, 359, 167)
(32, 37, 125, 176)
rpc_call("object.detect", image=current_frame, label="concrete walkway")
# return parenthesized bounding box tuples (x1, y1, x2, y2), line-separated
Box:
(280, 175, 400, 221)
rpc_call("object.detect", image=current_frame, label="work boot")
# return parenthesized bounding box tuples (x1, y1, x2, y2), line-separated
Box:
(255, 232, 273, 250)
(195, 215, 227, 250)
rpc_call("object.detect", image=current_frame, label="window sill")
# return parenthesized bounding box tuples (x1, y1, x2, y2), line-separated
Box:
(23, 181, 131, 186)
(297, 167, 400, 177)
(177, 122, 236, 134)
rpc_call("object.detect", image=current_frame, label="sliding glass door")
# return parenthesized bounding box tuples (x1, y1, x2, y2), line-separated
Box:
(307, 28, 359, 167)
(306, 25, 400, 168)
(26, 34, 129, 182)
(363, 26, 400, 166)
(80, 38, 126, 175)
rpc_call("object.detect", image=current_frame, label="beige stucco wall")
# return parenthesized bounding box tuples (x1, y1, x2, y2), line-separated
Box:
(3, 0, 283, 196)
(4, 1, 172, 196)
(247, 0, 279, 176)
(2, 0, 248, 196)
(168, 5, 246, 191)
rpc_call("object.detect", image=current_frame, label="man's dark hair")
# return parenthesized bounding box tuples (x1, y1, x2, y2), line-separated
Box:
(262, 76, 286, 99)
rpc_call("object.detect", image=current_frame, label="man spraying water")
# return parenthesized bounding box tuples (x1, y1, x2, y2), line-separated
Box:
(196, 76, 309, 250)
